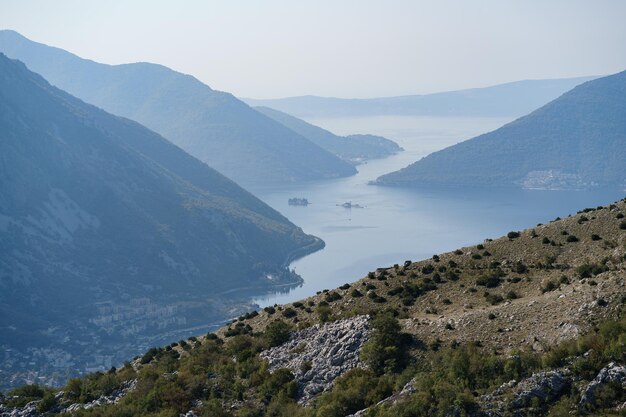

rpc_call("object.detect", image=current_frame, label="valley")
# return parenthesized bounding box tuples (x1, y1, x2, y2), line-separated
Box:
(251, 115, 625, 307)
(0, 5, 625, 415)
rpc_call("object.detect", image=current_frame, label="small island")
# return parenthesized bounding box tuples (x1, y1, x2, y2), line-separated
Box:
(288, 197, 310, 206)
(337, 201, 364, 209)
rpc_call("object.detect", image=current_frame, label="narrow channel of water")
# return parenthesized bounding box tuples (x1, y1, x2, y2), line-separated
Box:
(251, 115, 625, 306)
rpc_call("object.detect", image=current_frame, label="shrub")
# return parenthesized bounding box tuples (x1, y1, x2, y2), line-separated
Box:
(577, 263, 608, 278)
(506, 291, 519, 300)
(513, 261, 528, 274)
(445, 271, 460, 281)
(388, 286, 404, 296)
(360, 312, 408, 375)
(591, 234, 602, 241)
(6, 385, 46, 408)
(339, 283, 351, 290)
(325, 291, 342, 302)
(476, 274, 502, 288)
(542, 280, 559, 293)
(264, 306, 276, 315)
(620, 221, 626, 230)
(566, 235, 579, 243)
(542, 237, 550, 244)
(140, 347, 160, 364)
(507, 231, 520, 239)
(282, 308, 297, 318)
(351, 289, 363, 297)
(422, 264, 435, 274)
(485, 293, 504, 305)
(317, 304, 333, 323)
(264, 320, 292, 347)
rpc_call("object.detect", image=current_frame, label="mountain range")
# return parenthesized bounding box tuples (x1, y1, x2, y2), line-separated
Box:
(376, 70, 626, 190)
(0, 30, 358, 188)
(255, 106, 403, 163)
(0, 52, 323, 385)
(244, 76, 596, 119)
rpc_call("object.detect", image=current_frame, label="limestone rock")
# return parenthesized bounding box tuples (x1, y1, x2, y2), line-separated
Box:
(260, 315, 369, 404)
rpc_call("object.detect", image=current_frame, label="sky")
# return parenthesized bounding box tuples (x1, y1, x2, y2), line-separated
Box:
(1, 0, 625, 99)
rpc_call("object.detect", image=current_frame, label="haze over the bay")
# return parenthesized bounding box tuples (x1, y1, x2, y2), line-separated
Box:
(1, 0, 625, 99)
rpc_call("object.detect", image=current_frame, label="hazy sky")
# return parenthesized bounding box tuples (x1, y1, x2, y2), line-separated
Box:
(1, 0, 625, 98)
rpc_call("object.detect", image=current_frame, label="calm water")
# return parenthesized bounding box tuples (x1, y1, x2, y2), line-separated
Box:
(251, 116, 624, 306)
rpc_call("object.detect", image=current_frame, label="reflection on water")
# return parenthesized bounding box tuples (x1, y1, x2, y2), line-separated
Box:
(250, 116, 624, 307)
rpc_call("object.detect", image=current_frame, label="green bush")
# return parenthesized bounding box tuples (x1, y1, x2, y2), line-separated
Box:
(577, 262, 608, 278)
(542, 280, 559, 293)
(350, 288, 363, 297)
(360, 312, 409, 375)
(264, 320, 292, 347)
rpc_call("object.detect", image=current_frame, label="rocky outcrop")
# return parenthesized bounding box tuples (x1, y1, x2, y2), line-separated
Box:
(579, 362, 626, 408)
(0, 401, 38, 417)
(346, 378, 417, 417)
(260, 315, 369, 404)
(480, 369, 571, 416)
(64, 379, 137, 412)
(0, 380, 137, 417)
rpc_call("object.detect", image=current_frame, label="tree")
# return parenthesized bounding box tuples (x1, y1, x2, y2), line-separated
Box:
(360, 312, 408, 375)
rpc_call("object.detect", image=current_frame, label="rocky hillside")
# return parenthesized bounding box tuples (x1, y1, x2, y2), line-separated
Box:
(0, 53, 323, 391)
(2, 197, 625, 416)
(376, 70, 626, 190)
(0, 30, 356, 188)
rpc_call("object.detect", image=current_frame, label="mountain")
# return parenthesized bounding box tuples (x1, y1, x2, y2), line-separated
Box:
(0, 53, 325, 387)
(255, 106, 403, 163)
(376, 70, 626, 190)
(0, 30, 356, 188)
(244, 76, 596, 119)
(4, 197, 625, 416)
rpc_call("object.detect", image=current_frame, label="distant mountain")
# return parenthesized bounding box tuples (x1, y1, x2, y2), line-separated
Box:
(375, 71, 626, 190)
(244, 77, 597, 119)
(0, 53, 324, 385)
(0, 30, 356, 188)
(255, 106, 403, 163)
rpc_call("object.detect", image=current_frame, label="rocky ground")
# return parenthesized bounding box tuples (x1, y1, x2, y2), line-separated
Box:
(260, 315, 369, 404)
